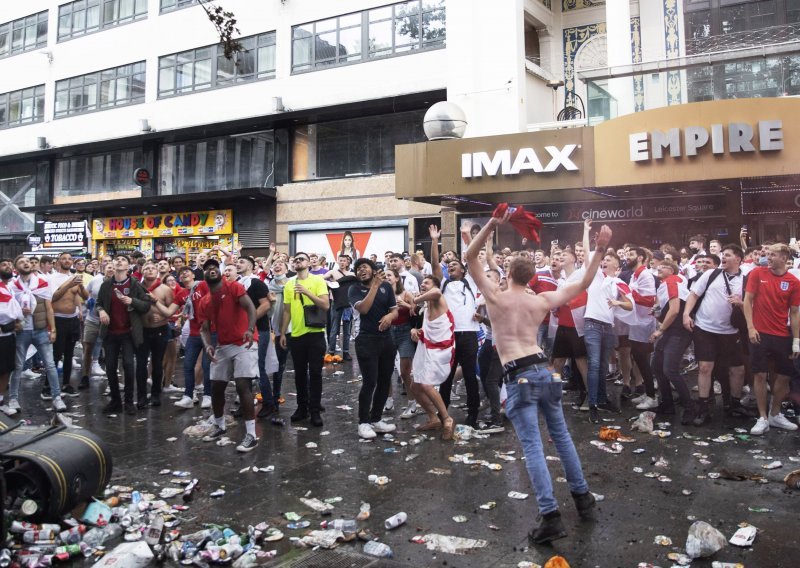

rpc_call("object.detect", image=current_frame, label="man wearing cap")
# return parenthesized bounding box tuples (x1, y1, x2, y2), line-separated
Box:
(280, 252, 329, 427)
(197, 258, 260, 452)
(348, 258, 399, 439)
(236, 256, 276, 419)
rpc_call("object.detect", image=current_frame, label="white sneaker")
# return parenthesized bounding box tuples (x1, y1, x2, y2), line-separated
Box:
(370, 420, 396, 434)
(146, 378, 153, 387)
(383, 397, 394, 412)
(768, 412, 798, 431)
(91, 361, 106, 376)
(401, 401, 419, 419)
(174, 396, 195, 409)
(750, 417, 769, 436)
(52, 396, 66, 412)
(201, 395, 212, 409)
(0, 404, 17, 416)
(631, 393, 648, 406)
(72, 357, 82, 369)
(358, 423, 376, 439)
(163, 383, 183, 393)
(635, 396, 659, 410)
(8, 398, 20, 411)
(21, 369, 39, 380)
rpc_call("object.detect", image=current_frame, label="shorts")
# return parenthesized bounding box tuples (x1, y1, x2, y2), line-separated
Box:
(390, 323, 415, 359)
(0, 334, 16, 374)
(749, 332, 794, 376)
(210, 343, 259, 381)
(551, 326, 587, 359)
(83, 319, 101, 344)
(693, 327, 743, 367)
(615, 335, 630, 349)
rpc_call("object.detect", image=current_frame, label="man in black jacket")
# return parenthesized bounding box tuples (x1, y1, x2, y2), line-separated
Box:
(96, 255, 154, 415)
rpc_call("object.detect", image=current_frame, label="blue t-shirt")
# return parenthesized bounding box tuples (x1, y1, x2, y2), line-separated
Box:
(348, 281, 397, 336)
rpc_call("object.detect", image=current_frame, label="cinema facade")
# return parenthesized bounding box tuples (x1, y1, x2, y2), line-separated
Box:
(396, 98, 800, 253)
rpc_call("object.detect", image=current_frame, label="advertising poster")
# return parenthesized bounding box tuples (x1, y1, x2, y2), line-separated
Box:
(294, 227, 406, 263)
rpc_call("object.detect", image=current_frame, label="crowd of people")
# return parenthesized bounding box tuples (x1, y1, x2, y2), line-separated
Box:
(0, 219, 799, 543)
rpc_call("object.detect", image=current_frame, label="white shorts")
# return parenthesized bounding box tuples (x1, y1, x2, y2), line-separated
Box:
(210, 343, 258, 381)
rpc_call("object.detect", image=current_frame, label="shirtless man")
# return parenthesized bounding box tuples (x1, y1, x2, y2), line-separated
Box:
(136, 260, 174, 407)
(49, 252, 88, 397)
(465, 211, 612, 545)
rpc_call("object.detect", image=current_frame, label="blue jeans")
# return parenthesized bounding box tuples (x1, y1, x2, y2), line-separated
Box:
(183, 334, 213, 398)
(583, 319, 614, 407)
(537, 323, 554, 357)
(327, 306, 352, 354)
(257, 331, 276, 409)
(10, 329, 60, 401)
(505, 366, 589, 514)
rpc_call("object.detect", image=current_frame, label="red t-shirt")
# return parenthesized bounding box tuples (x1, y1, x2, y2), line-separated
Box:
(175, 281, 212, 337)
(196, 280, 256, 346)
(529, 270, 558, 323)
(170, 286, 189, 323)
(745, 266, 800, 337)
(109, 278, 132, 335)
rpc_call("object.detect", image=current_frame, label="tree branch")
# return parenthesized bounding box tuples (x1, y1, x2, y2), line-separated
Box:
(198, 0, 243, 60)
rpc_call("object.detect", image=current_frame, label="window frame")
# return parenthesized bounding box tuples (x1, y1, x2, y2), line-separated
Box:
(0, 10, 48, 60)
(157, 31, 277, 99)
(0, 85, 46, 130)
(290, 0, 446, 75)
(57, 0, 148, 43)
(54, 61, 146, 119)
(159, 0, 198, 14)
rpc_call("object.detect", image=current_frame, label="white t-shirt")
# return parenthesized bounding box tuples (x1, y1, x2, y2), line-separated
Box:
(584, 273, 626, 325)
(399, 270, 419, 294)
(692, 269, 743, 335)
(442, 275, 479, 332)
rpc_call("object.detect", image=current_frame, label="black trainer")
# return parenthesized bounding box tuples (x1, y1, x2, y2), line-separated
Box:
(597, 401, 620, 413)
(40, 388, 52, 401)
(343, 353, 352, 361)
(589, 406, 600, 424)
(202, 424, 226, 442)
(78, 376, 90, 390)
(103, 400, 122, 414)
(236, 434, 258, 453)
(310, 410, 324, 427)
(572, 491, 596, 518)
(136, 398, 148, 409)
(62, 385, 79, 397)
(529, 511, 567, 544)
(257, 405, 276, 419)
(124, 402, 137, 415)
(291, 407, 309, 423)
(692, 399, 711, 426)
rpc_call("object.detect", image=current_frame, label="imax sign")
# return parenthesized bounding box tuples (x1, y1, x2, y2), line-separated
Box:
(462, 145, 579, 178)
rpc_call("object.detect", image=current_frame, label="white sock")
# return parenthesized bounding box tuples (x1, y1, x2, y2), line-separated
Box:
(245, 419, 256, 437)
(608, 363, 617, 372)
(215, 416, 226, 429)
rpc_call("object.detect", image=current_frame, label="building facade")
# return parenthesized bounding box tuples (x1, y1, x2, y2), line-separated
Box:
(0, 1, 796, 260)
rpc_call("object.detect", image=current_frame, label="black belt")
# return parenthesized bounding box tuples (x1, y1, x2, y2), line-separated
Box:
(502, 353, 548, 383)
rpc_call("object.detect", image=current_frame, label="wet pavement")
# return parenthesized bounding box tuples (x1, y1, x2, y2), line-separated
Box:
(9, 355, 800, 568)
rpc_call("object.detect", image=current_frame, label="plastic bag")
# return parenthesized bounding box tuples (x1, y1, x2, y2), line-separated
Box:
(685, 521, 727, 559)
(265, 338, 279, 374)
(631, 411, 655, 433)
(418, 534, 488, 555)
(92, 542, 153, 568)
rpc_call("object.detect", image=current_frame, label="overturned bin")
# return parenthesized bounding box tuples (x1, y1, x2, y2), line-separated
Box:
(0, 416, 112, 524)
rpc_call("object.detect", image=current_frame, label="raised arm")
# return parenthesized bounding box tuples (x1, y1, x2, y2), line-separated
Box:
(466, 214, 508, 301)
(485, 232, 500, 272)
(429, 225, 442, 281)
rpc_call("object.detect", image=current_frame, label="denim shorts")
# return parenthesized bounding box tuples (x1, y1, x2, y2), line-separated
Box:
(390, 323, 415, 358)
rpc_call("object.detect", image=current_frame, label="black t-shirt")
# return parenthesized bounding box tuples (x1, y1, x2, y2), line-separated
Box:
(348, 281, 397, 336)
(245, 277, 271, 332)
(331, 274, 358, 310)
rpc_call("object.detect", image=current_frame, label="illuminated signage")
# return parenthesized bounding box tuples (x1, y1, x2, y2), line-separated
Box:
(92, 209, 233, 240)
(461, 145, 580, 178)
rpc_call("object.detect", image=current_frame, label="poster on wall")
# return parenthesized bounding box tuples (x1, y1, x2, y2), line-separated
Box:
(294, 226, 407, 265)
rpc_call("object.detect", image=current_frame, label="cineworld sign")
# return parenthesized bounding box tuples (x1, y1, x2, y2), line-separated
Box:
(629, 120, 784, 161)
(462, 145, 579, 178)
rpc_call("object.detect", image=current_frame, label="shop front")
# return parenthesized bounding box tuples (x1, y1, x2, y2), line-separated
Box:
(396, 98, 800, 251)
(91, 209, 236, 264)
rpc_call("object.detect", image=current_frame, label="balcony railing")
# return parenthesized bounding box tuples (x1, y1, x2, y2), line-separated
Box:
(687, 23, 800, 56)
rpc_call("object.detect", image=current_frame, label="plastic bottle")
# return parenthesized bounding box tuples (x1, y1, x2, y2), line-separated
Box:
(320, 519, 357, 533)
(363, 541, 393, 558)
(82, 524, 122, 548)
(356, 503, 371, 521)
(384, 512, 407, 530)
(144, 515, 164, 546)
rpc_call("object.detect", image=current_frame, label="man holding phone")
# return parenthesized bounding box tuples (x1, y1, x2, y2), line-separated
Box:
(96, 255, 155, 415)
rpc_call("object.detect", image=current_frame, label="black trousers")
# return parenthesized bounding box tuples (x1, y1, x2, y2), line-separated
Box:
(355, 333, 397, 424)
(440, 331, 480, 416)
(53, 316, 80, 386)
(630, 339, 656, 398)
(289, 332, 326, 412)
(136, 325, 170, 401)
(104, 333, 136, 404)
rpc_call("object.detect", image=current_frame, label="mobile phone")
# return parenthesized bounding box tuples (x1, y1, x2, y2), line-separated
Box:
(551, 239, 559, 245)
(791, 237, 797, 246)
(114, 289, 124, 298)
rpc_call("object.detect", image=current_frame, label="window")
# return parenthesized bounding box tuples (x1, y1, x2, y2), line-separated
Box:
(159, 31, 276, 97)
(789, 0, 800, 23)
(0, 11, 48, 59)
(291, 110, 426, 180)
(159, 131, 275, 194)
(55, 62, 146, 117)
(0, 161, 44, 234)
(58, 0, 147, 41)
(291, 0, 445, 73)
(160, 0, 197, 13)
(0, 85, 46, 130)
(54, 148, 143, 204)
